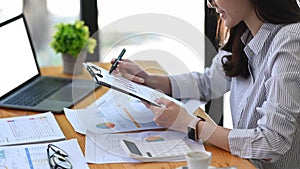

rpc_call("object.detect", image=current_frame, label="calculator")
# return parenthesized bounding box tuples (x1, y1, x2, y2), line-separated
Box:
(120, 139, 192, 162)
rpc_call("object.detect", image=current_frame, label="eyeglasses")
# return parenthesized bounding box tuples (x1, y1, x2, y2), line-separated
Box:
(207, 0, 217, 8)
(47, 144, 72, 169)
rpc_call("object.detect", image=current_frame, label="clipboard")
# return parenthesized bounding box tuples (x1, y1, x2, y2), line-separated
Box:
(83, 62, 164, 107)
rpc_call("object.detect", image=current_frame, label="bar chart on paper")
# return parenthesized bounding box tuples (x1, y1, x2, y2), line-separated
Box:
(0, 139, 89, 169)
(0, 145, 49, 169)
(0, 112, 65, 146)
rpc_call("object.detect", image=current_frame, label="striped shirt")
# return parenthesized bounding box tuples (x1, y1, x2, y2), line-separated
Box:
(170, 23, 300, 169)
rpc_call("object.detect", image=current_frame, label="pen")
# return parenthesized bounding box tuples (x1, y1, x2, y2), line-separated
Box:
(109, 48, 126, 74)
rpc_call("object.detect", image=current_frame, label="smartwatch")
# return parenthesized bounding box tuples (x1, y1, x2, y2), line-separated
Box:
(187, 116, 206, 141)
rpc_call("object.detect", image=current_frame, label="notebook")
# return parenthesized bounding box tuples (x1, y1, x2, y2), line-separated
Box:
(0, 14, 99, 113)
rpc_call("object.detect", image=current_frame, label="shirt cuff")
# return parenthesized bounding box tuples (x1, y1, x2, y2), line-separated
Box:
(169, 73, 200, 99)
(228, 129, 254, 158)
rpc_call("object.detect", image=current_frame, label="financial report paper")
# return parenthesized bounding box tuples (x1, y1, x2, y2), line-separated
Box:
(0, 112, 65, 146)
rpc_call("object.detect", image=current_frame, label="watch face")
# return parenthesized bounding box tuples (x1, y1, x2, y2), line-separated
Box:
(188, 127, 196, 141)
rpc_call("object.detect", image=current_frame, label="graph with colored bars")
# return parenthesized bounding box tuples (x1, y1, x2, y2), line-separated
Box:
(0, 146, 48, 169)
(96, 99, 160, 131)
(79, 90, 162, 133)
(6, 116, 56, 142)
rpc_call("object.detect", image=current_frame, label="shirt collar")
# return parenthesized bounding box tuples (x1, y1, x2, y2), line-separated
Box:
(241, 23, 280, 57)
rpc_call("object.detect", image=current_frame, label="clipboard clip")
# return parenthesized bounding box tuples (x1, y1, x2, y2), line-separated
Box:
(86, 65, 103, 83)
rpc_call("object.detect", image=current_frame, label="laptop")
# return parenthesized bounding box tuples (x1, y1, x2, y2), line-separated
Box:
(0, 14, 100, 113)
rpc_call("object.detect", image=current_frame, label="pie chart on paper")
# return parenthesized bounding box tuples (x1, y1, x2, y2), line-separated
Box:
(96, 122, 115, 129)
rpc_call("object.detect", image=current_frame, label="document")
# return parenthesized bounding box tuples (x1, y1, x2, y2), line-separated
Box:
(0, 139, 89, 169)
(84, 62, 177, 107)
(85, 130, 205, 164)
(0, 112, 65, 146)
(65, 88, 205, 135)
(64, 90, 162, 134)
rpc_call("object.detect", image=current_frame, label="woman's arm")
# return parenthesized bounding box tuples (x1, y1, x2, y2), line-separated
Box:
(144, 74, 172, 95)
(148, 97, 231, 152)
(197, 120, 231, 151)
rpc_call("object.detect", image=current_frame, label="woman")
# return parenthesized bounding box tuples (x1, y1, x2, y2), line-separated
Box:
(112, 0, 300, 168)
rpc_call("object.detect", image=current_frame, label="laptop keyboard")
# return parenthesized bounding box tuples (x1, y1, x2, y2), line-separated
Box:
(5, 78, 71, 106)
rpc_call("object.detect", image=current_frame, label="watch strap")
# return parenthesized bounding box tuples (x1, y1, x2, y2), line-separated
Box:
(187, 116, 206, 141)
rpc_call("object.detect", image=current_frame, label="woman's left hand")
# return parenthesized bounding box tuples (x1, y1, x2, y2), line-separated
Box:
(144, 97, 195, 133)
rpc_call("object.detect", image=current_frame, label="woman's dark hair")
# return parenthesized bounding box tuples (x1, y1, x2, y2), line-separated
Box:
(220, 0, 300, 78)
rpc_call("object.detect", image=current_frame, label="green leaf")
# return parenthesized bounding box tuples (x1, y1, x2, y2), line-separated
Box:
(50, 20, 97, 57)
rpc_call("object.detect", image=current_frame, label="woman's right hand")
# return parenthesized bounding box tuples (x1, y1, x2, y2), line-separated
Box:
(111, 59, 149, 84)
(112, 58, 172, 95)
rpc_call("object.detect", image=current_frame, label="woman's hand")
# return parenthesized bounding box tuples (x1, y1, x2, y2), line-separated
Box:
(144, 97, 194, 133)
(112, 58, 172, 95)
(111, 59, 148, 84)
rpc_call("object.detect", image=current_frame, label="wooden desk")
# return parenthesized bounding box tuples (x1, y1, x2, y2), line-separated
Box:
(0, 61, 256, 169)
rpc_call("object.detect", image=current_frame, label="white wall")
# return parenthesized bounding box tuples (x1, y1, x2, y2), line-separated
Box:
(97, 0, 205, 74)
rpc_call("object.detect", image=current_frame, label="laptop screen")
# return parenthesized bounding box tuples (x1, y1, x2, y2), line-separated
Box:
(0, 15, 39, 98)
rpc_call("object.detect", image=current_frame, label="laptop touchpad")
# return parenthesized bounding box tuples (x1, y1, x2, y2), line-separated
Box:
(48, 86, 90, 102)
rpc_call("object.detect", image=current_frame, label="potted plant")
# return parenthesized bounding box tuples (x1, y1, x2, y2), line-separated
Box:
(50, 20, 97, 74)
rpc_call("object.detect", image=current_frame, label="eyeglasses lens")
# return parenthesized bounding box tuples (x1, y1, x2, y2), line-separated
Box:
(47, 144, 72, 169)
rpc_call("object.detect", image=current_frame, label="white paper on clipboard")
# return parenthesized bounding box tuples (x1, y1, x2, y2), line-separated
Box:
(84, 62, 177, 107)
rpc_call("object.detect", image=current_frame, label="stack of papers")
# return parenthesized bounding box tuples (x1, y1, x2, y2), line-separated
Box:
(64, 90, 162, 134)
(62, 63, 207, 164)
(0, 112, 65, 146)
(65, 90, 204, 135)
(0, 112, 89, 168)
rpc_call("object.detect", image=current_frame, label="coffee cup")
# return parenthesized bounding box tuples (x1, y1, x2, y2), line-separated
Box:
(186, 151, 212, 169)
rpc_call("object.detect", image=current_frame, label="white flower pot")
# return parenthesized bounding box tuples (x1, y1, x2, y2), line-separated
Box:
(62, 52, 87, 75)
